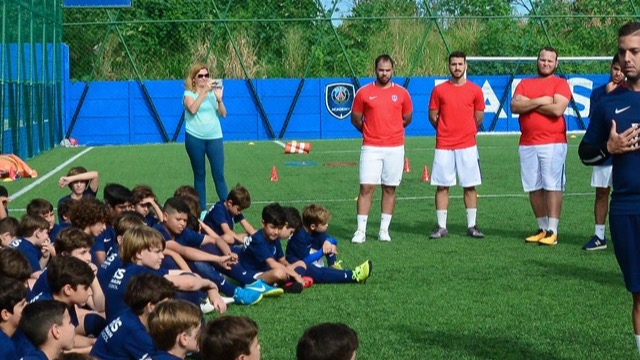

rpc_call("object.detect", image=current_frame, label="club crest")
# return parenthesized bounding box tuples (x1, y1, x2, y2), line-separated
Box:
(325, 82, 355, 120)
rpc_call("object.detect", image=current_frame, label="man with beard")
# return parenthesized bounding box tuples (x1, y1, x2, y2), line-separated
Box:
(428, 51, 486, 239)
(582, 54, 624, 251)
(510, 46, 572, 246)
(579, 22, 640, 354)
(350, 54, 413, 244)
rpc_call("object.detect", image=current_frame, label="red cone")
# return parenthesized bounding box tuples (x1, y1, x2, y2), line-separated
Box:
(270, 166, 279, 182)
(421, 165, 430, 182)
(403, 157, 411, 173)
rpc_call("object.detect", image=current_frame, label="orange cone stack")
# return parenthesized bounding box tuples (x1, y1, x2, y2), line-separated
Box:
(284, 141, 311, 154)
(421, 165, 430, 182)
(403, 157, 411, 173)
(270, 166, 279, 182)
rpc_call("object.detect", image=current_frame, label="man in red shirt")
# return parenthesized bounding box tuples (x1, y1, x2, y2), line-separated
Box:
(510, 46, 572, 246)
(350, 54, 413, 243)
(428, 51, 485, 239)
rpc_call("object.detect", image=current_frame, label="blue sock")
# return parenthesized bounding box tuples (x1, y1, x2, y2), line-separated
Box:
(326, 254, 337, 266)
(305, 266, 355, 284)
(189, 261, 236, 296)
(303, 251, 324, 264)
(294, 266, 306, 277)
(224, 263, 256, 285)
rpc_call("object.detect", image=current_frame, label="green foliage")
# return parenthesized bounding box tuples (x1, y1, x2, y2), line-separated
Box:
(60, 0, 638, 80)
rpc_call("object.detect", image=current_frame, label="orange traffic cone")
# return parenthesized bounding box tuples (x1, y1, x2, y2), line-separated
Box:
(284, 141, 311, 154)
(403, 157, 411, 172)
(270, 166, 279, 182)
(421, 165, 430, 182)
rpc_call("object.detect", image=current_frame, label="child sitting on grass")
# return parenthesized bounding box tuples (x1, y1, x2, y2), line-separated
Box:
(132, 185, 164, 227)
(19, 300, 76, 359)
(148, 299, 202, 360)
(202, 184, 256, 245)
(297, 322, 359, 360)
(0, 216, 19, 248)
(57, 166, 99, 223)
(286, 204, 341, 269)
(9, 214, 54, 278)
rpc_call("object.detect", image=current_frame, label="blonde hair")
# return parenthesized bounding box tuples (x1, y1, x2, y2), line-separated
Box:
(302, 204, 331, 228)
(120, 226, 165, 264)
(185, 62, 208, 92)
(148, 299, 202, 351)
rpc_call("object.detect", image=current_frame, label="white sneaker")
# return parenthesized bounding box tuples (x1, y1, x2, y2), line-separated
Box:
(351, 230, 366, 244)
(221, 296, 235, 305)
(201, 297, 235, 313)
(378, 229, 391, 242)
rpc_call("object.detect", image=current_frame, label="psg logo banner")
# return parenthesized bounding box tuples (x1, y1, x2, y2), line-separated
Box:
(325, 82, 355, 120)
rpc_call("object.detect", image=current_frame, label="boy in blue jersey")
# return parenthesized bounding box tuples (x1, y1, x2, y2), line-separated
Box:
(155, 197, 272, 304)
(286, 204, 340, 268)
(0, 248, 32, 285)
(284, 207, 372, 285)
(57, 166, 99, 223)
(93, 183, 135, 265)
(199, 316, 261, 360)
(239, 203, 312, 293)
(148, 299, 201, 360)
(92, 272, 177, 360)
(9, 214, 54, 278)
(203, 184, 256, 244)
(104, 225, 226, 322)
(0, 276, 27, 360)
(26, 199, 65, 244)
(67, 197, 111, 265)
(19, 300, 76, 360)
(579, 22, 640, 355)
(133, 185, 164, 227)
(0, 216, 19, 248)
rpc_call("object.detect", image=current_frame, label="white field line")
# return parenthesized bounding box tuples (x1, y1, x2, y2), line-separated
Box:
(249, 192, 593, 205)
(11, 147, 95, 201)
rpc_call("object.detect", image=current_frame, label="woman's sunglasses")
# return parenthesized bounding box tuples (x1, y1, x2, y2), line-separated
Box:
(197, 73, 210, 79)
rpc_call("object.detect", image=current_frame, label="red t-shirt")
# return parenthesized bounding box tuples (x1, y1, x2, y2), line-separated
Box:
(429, 81, 485, 149)
(513, 76, 572, 145)
(352, 82, 413, 147)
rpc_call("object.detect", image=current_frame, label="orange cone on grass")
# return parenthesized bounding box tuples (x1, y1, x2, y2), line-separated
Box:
(403, 157, 411, 173)
(421, 165, 430, 182)
(270, 166, 279, 182)
(284, 141, 311, 154)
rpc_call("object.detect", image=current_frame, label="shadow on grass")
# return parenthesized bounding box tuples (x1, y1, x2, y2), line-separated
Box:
(399, 325, 568, 360)
(526, 259, 623, 288)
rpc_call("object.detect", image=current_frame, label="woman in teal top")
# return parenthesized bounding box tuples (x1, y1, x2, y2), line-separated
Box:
(183, 62, 228, 211)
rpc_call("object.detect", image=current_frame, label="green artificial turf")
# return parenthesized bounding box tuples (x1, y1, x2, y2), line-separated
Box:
(4, 134, 636, 359)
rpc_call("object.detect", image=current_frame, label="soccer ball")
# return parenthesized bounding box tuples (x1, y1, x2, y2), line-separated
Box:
(60, 138, 78, 147)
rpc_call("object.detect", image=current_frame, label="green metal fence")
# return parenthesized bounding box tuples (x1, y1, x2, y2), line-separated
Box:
(2, 0, 64, 159)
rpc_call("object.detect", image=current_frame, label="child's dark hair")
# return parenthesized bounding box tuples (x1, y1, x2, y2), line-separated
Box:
(296, 322, 359, 360)
(68, 197, 111, 230)
(163, 197, 192, 216)
(0, 248, 32, 282)
(173, 185, 199, 204)
(54, 227, 94, 255)
(66, 166, 89, 190)
(262, 203, 286, 227)
(132, 185, 156, 205)
(0, 216, 19, 237)
(103, 183, 134, 208)
(19, 299, 68, 347)
(57, 201, 72, 222)
(199, 316, 259, 360)
(148, 299, 201, 351)
(124, 273, 177, 316)
(0, 185, 8, 198)
(47, 255, 95, 294)
(0, 275, 27, 315)
(176, 196, 201, 231)
(228, 184, 251, 209)
(113, 211, 145, 237)
(26, 198, 54, 217)
(18, 214, 50, 238)
(284, 207, 302, 231)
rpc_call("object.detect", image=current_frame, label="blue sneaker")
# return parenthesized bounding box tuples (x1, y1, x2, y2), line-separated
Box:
(582, 235, 607, 251)
(245, 279, 284, 297)
(233, 287, 263, 305)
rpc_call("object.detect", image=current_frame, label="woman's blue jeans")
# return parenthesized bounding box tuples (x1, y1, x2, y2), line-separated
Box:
(185, 133, 228, 210)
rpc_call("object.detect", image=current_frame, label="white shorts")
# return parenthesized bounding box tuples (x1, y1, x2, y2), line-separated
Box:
(519, 144, 567, 192)
(359, 145, 404, 186)
(591, 165, 612, 188)
(430, 146, 482, 187)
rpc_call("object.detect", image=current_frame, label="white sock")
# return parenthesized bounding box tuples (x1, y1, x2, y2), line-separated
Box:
(548, 218, 559, 234)
(537, 217, 549, 230)
(595, 224, 606, 240)
(436, 210, 447, 229)
(466, 208, 477, 228)
(635, 334, 640, 354)
(356, 215, 368, 232)
(380, 213, 392, 232)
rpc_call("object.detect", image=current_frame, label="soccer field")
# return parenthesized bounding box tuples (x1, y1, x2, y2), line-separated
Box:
(4, 134, 634, 359)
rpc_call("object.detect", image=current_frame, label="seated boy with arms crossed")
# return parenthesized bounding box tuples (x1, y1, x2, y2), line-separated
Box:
(91, 272, 177, 359)
(148, 299, 202, 360)
(202, 184, 256, 245)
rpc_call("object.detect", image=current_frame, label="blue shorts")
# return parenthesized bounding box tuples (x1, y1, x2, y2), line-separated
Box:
(610, 214, 640, 293)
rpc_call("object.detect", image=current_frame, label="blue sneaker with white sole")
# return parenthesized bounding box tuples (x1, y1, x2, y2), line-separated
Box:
(245, 279, 283, 297)
(582, 235, 607, 251)
(233, 287, 263, 305)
